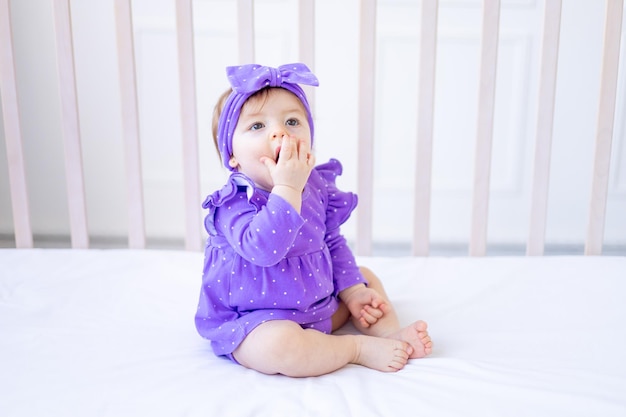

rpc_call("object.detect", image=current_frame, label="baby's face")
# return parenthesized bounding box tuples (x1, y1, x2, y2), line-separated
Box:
(229, 88, 311, 191)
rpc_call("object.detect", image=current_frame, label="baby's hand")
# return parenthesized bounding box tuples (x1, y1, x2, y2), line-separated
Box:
(262, 135, 315, 193)
(340, 284, 389, 328)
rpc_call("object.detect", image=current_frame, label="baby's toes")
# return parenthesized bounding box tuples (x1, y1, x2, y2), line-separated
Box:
(420, 335, 433, 352)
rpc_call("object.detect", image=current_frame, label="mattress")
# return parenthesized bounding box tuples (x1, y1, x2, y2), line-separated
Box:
(1, 249, 625, 417)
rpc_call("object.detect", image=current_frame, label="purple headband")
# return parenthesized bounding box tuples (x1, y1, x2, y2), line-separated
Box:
(217, 63, 319, 170)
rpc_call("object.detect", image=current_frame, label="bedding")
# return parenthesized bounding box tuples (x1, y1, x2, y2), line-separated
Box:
(1, 249, 624, 417)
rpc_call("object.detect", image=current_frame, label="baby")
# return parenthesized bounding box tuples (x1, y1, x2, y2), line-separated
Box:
(195, 63, 432, 377)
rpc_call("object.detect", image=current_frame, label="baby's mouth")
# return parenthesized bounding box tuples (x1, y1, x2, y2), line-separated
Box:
(274, 146, 281, 163)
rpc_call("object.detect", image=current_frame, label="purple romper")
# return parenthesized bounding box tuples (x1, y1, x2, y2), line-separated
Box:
(195, 159, 367, 359)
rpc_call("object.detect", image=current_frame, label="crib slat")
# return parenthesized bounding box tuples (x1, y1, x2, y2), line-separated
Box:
(585, 0, 624, 255)
(469, 0, 500, 257)
(527, 0, 562, 256)
(298, 0, 315, 112)
(52, 0, 89, 249)
(412, 0, 438, 256)
(0, 0, 33, 248)
(356, 0, 377, 256)
(114, 0, 146, 249)
(237, 0, 255, 63)
(176, 0, 202, 252)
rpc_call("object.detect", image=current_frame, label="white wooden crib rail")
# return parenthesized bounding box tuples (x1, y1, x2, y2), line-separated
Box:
(0, 0, 624, 256)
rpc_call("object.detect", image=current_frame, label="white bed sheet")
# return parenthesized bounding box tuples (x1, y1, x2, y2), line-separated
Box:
(1, 249, 625, 417)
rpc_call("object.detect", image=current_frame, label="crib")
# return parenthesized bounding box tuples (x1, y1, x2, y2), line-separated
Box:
(1, 0, 625, 416)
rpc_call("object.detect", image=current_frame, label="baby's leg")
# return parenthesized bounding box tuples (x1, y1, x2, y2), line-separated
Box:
(232, 320, 413, 377)
(356, 267, 433, 359)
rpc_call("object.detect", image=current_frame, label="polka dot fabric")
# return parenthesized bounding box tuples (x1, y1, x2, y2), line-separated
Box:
(195, 159, 366, 357)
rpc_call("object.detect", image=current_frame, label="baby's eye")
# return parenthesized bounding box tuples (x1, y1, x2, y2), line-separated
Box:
(286, 118, 299, 127)
(250, 122, 264, 131)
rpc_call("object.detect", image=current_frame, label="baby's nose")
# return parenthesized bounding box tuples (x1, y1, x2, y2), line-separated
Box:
(271, 129, 286, 140)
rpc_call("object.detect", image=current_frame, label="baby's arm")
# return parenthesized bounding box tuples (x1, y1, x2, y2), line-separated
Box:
(339, 284, 389, 328)
(214, 186, 305, 267)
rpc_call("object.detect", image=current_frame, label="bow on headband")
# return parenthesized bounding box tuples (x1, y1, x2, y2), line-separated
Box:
(227, 63, 319, 93)
(217, 63, 319, 171)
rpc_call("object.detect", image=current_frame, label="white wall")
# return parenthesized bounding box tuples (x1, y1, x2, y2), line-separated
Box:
(1, 0, 625, 252)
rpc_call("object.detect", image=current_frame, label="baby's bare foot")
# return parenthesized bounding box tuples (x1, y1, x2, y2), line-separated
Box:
(388, 320, 433, 359)
(353, 335, 413, 372)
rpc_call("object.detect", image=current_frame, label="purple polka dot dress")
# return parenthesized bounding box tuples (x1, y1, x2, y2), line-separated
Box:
(195, 159, 367, 358)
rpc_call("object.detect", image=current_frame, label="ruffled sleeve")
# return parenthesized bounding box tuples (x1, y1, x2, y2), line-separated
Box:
(203, 174, 243, 235)
(202, 173, 271, 234)
(314, 159, 358, 231)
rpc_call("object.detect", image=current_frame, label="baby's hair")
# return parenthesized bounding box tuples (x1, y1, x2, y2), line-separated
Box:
(212, 88, 232, 158)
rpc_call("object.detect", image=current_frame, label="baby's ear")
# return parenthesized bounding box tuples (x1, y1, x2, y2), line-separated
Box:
(228, 156, 238, 169)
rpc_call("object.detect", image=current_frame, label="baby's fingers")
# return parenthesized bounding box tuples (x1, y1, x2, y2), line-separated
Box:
(363, 304, 385, 319)
(359, 306, 382, 325)
(279, 135, 296, 161)
(358, 316, 371, 328)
